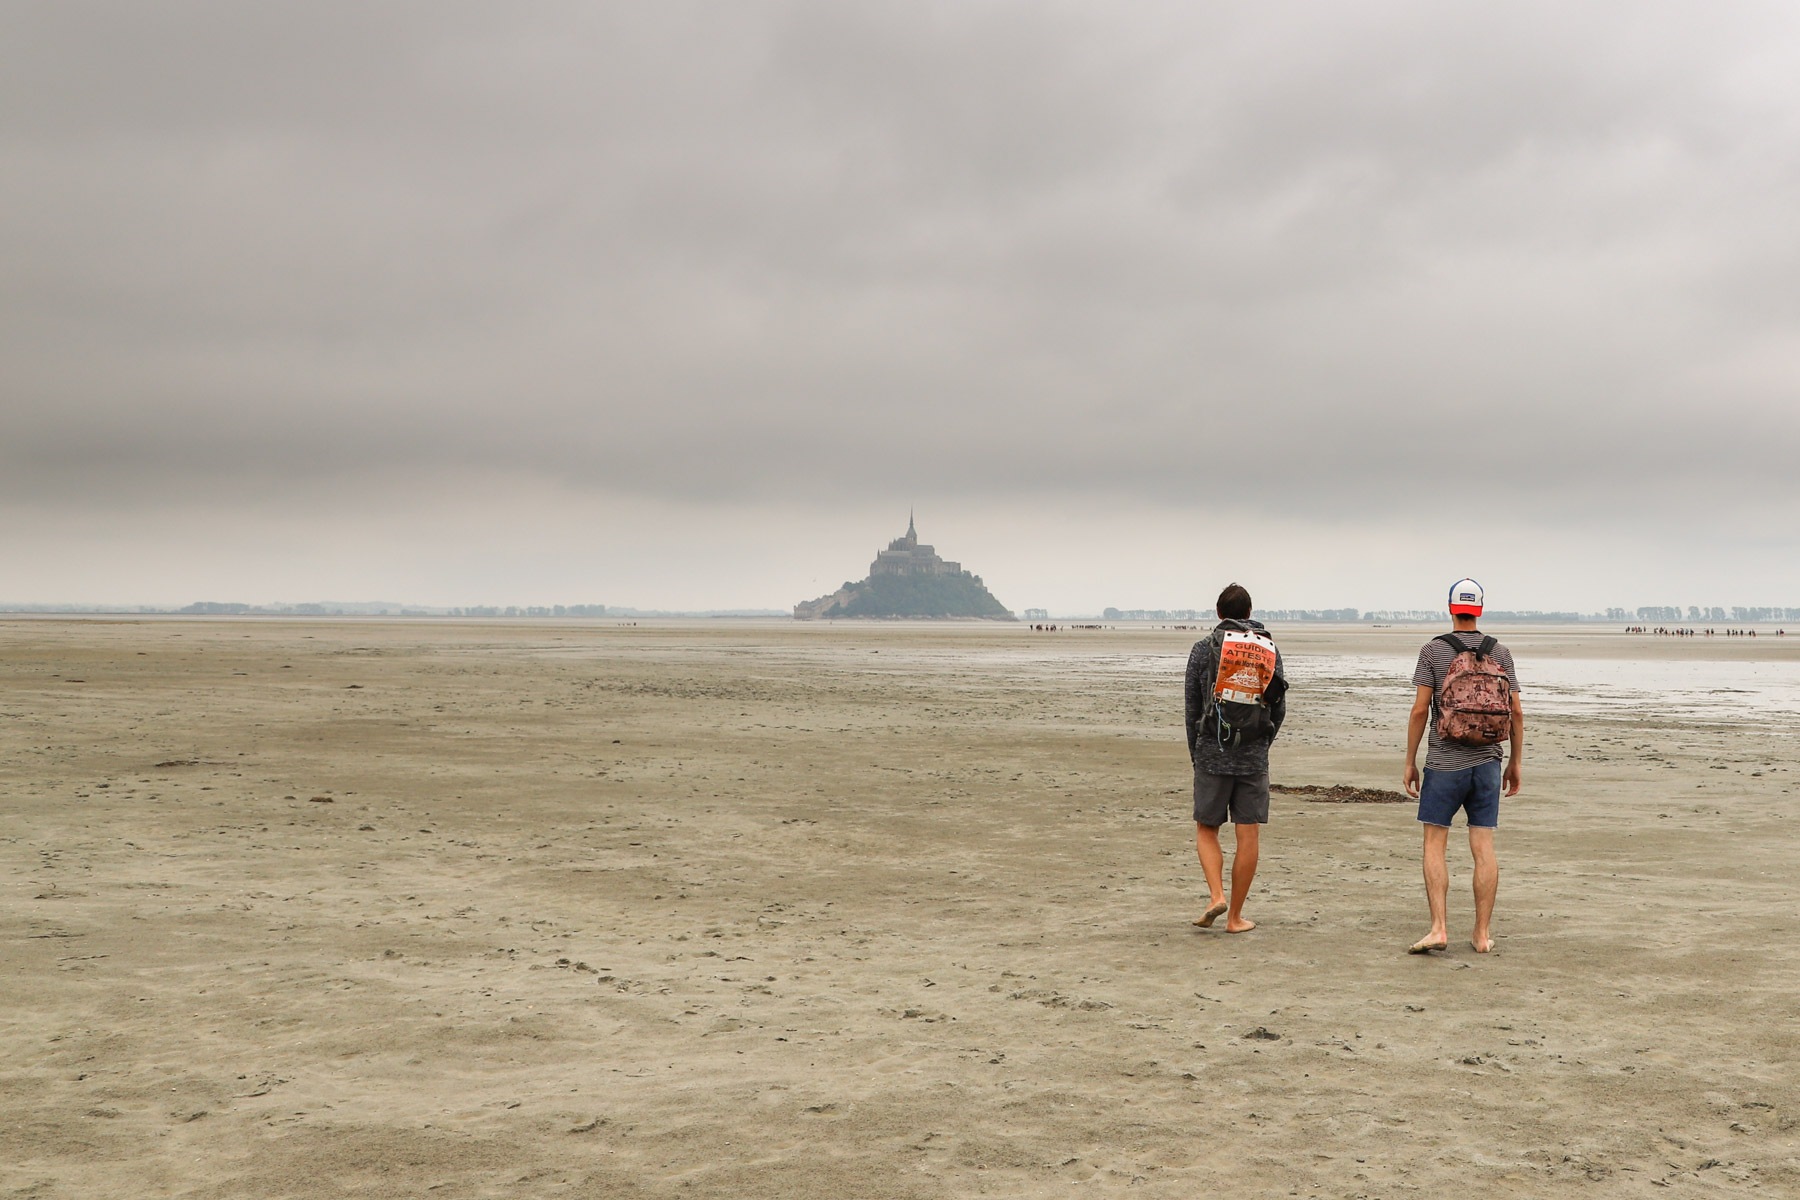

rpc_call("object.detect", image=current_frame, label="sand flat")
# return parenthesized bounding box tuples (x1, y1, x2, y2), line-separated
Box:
(3, 618, 1798, 1197)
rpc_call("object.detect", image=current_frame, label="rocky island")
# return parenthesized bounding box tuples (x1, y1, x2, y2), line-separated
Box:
(795, 515, 1014, 620)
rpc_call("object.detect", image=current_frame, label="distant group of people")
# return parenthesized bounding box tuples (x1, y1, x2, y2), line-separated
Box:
(1628, 625, 1782, 637)
(1184, 578, 1520, 955)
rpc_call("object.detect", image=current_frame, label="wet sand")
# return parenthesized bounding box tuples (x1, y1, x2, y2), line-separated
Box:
(4, 619, 1798, 1197)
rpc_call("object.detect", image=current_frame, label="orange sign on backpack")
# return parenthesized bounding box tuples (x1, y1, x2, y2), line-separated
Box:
(1213, 631, 1277, 705)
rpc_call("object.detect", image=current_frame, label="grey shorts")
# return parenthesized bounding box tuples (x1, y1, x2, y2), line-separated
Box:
(1193, 767, 1270, 826)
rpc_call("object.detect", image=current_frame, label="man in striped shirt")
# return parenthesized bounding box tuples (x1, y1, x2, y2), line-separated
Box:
(1402, 578, 1524, 955)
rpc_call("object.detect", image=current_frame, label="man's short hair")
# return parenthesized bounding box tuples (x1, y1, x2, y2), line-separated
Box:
(1217, 583, 1252, 620)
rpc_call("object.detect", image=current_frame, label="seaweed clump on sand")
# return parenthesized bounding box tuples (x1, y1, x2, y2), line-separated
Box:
(1271, 783, 1409, 804)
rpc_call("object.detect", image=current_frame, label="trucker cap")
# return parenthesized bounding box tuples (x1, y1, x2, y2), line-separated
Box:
(1448, 578, 1484, 615)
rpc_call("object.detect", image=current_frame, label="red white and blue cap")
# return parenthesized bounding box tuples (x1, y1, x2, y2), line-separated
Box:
(1448, 578, 1484, 616)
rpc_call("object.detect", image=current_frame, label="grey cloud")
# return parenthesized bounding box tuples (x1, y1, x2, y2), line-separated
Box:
(6, 1, 1800, 528)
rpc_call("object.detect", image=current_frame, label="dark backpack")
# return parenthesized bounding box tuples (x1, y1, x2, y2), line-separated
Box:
(1203, 626, 1287, 750)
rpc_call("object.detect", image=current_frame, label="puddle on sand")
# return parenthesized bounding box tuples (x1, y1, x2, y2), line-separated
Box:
(546, 637, 1800, 730)
(1285, 653, 1800, 728)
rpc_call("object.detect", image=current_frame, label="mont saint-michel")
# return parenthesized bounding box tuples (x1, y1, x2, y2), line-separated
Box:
(795, 515, 1014, 619)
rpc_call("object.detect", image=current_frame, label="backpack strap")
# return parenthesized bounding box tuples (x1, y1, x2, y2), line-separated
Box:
(1198, 634, 1221, 728)
(1433, 633, 1468, 656)
(1477, 635, 1497, 659)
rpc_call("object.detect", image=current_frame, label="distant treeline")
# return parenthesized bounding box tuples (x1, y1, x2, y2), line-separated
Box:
(1630, 606, 1800, 622)
(11, 600, 1798, 623)
(173, 602, 614, 617)
(0, 601, 614, 617)
(447, 605, 610, 617)
(0, 601, 784, 618)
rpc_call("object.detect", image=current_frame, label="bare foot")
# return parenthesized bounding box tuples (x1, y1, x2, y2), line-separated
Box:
(1470, 936, 1495, 953)
(1193, 900, 1228, 928)
(1408, 935, 1448, 954)
(1225, 917, 1256, 933)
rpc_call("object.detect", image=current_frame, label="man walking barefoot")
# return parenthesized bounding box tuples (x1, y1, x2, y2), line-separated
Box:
(1184, 584, 1288, 933)
(1403, 579, 1523, 954)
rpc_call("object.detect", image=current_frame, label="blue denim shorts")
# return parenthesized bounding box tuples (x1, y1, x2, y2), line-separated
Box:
(1417, 760, 1502, 829)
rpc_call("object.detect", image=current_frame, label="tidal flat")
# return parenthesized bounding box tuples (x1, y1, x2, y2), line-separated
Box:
(4, 618, 1797, 1197)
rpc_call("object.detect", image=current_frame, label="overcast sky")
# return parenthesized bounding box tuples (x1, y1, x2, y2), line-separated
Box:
(6, 1, 1800, 613)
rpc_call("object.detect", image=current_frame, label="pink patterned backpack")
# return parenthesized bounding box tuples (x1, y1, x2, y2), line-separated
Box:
(1434, 634, 1512, 746)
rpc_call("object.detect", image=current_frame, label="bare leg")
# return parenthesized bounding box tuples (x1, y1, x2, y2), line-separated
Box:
(1226, 822, 1259, 932)
(1469, 826, 1498, 951)
(1195, 823, 1226, 904)
(1411, 824, 1450, 952)
(1194, 824, 1227, 924)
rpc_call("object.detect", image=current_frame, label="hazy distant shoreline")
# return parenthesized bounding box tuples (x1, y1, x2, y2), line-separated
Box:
(5, 603, 1796, 625)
